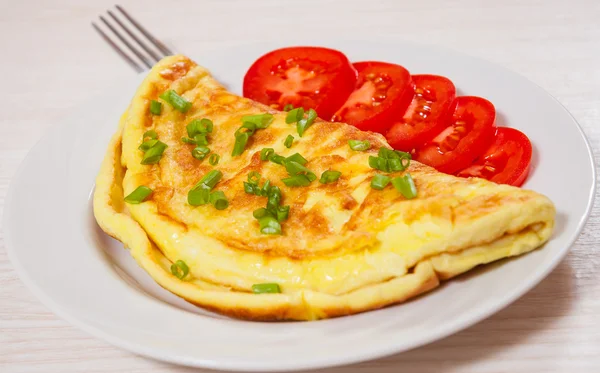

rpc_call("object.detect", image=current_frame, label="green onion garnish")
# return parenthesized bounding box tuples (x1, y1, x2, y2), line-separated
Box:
(138, 139, 158, 152)
(266, 186, 281, 210)
(187, 118, 214, 138)
(143, 130, 158, 140)
(209, 153, 220, 166)
(319, 170, 341, 184)
(276, 205, 290, 221)
(241, 113, 274, 129)
(284, 161, 316, 181)
(149, 100, 162, 115)
(159, 90, 192, 113)
(284, 135, 294, 148)
(188, 184, 211, 206)
(269, 154, 286, 165)
(348, 139, 371, 151)
(282, 174, 312, 187)
(297, 108, 317, 137)
(124, 185, 153, 204)
(368, 148, 412, 173)
(286, 153, 308, 166)
(209, 190, 229, 210)
(181, 137, 196, 145)
(260, 148, 275, 161)
(283, 104, 294, 112)
(253, 207, 269, 219)
(170, 260, 189, 280)
(371, 174, 392, 190)
(232, 132, 250, 156)
(248, 171, 261, 185)
(286, 107, 305, 124)
(252, 283, 281, 294)
(141, 141, 168, 165)
(194, 134, 209, 146)
(258, 215, 282, 235)
(199, 169, 223, 189)
(236, 122, 257, 137)
(192, 146, 210, 160)
(391, 174, 418, 199)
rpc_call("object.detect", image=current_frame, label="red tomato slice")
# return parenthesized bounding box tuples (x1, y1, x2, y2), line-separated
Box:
(243, 46, 357, 120)
(415, 96, 496, 174)
(331, 61, 413, 134)
(386, 75, 456, 151)
(457, 127, 532, 186)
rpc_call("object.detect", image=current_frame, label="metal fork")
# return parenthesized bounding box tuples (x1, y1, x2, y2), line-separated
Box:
(92, 5, 173, 73)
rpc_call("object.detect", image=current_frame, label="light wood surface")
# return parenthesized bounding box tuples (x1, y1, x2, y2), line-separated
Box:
(1, 0, 599, 372)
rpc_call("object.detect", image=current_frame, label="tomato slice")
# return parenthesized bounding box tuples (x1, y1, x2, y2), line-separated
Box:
(386, 75, 456, 151)
(415, 96, 496, 174)
(331, 61, 413, 134)
(243, 46, 357, 120)
(456, 127, 532, 186)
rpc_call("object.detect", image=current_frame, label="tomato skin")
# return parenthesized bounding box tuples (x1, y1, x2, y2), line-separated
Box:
(243, 46, 357, 120)
(331, 61, 413, 134)
(456, 127, 532, 186)
(386, 75, 456, 151)
(415, 96, 496, 174)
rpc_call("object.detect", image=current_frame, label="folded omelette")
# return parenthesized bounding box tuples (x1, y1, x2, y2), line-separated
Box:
(94, 55, 555, 321)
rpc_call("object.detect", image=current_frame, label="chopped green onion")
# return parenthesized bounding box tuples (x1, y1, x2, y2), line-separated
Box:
(283, 104, 294, 112)
(269, 154, 286, 165)
(194, 134, 209, 146)
(391, 174, 418, 199)
(199, 170, 223, 189)
(181, 137, 196, 145)
(348, 139, 371, 151)
(284, 135, 294, 148)
(241, 113, 274, 129)
(286, 153, 307, 166)
(285, 161, 316, 181)
(149, 100, 162, 115)
(248, 171, 261, 185)
(209, 153, 220, 166)
(276, 205, 290, 222)
(258, 215, 282, 235)
(141, 141, 168, 165)
(159, 90, 192, 113)
(236, 122, 257, 137)
(192, 146, 210, 160)
(143, 130, 158, 140)
(232, 132, 250, 156)
(244, 182, 256, 194)
(266, 186, 281, 210)
(286, 108, 305, 124)
(297, 108, 317, 137)
(252, 283, 281, 294)
(188, 184, 211, 206)
(253, 207, 270, 219)
(371, 174, 391, 190)
(260, 148, 275, 161)
(186, 118, 213, 138)
(124, 185, 153, 204)
(209, 190, 229, 210)
(319, 170, 341, 184)
(282, 174, 311, 187)
(138, 139, 158, 152)
(170, 260, 189, 280)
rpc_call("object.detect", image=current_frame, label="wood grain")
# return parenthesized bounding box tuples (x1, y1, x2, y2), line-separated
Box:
(1, 0, 599, 372)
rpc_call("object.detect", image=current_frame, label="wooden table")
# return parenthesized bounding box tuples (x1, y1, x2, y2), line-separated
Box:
(1, 0, 599, 371)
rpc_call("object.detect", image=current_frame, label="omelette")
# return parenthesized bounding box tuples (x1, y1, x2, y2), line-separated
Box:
(93, 55, 555, 321)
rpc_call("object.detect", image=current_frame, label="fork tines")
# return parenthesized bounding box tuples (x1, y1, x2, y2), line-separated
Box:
(92, 5, 173, 73)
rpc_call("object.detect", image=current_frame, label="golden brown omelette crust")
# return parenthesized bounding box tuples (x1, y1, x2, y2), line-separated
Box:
(93, 55, 556, 321)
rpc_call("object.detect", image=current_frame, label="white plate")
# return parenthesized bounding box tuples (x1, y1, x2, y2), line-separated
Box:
(4, 40, 595, 372)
